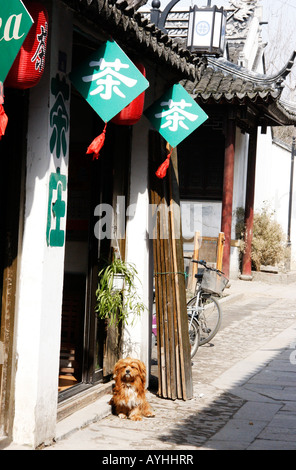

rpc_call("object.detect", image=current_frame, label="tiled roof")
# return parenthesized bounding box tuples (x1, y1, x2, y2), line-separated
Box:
(62, 0, 205, 81)
(183, 55, 296, 105)
(181, 54, 296, 126)
(267, 99, 296, 126)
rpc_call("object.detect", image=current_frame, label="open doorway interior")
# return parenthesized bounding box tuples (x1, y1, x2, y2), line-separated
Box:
(58, 86, 108, 396)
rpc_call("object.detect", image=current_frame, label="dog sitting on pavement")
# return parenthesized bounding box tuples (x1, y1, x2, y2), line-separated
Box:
(109, 357, 155, 421)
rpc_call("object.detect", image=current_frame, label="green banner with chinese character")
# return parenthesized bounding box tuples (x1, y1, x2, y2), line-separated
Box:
(0, 0, 34, 83)
(70, 40, 149, 122)
(145, 84, 208, 148)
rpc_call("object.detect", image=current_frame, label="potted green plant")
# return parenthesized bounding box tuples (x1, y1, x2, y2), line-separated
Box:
(95, 257, 146, 326)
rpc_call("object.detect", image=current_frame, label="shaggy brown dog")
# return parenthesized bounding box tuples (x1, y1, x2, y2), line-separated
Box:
(109, 357, 155, 421)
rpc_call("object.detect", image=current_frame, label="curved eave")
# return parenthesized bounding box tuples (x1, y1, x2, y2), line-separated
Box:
(182, 53, 296, 127)
(193, 90, 280, 106)
(207, 53, 296, 89)
(264, 100, 296, 126)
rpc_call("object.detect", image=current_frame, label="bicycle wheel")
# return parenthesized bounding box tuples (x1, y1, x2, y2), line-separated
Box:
(188, 316, 200, 358)
(187, 293, 222, 346)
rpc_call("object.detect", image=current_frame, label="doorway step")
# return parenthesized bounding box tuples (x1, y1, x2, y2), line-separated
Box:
(57, 381, 113, 423)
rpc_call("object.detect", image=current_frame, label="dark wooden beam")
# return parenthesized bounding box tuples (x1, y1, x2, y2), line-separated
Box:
(221, 117, 236, 277)
(241, 127, 258, 278)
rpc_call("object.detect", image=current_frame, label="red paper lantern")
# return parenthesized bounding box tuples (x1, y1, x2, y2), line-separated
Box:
(111, 62, 146, 126)
(5, 1, 48, 89)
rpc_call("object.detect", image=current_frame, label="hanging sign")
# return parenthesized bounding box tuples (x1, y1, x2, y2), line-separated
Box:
(70, 40, 149, 123)
(0, 0, 34, 84)
(145, 84, 208, 178)
(144, 83, 208, 148)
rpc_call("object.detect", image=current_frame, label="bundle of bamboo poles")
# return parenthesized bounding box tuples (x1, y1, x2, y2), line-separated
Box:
(149, 131, 193, 400)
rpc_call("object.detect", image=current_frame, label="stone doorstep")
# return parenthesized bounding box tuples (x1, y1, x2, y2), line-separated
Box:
(57, 381, 113, 422)
(55, 393, 113, 443)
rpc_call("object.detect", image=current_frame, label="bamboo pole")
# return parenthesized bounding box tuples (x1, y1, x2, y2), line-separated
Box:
(149, 132, 193, 400)
(216, 232, 225, 271)
(168, 146, 192, 400)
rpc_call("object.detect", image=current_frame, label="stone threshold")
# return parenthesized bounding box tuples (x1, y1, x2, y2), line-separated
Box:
(57, 381, 113, 422)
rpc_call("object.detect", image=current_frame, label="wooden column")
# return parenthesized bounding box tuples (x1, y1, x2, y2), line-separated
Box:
(221, 117, 236, 278)
(241, 127, 258, 278)
(149, 131, 193, 401)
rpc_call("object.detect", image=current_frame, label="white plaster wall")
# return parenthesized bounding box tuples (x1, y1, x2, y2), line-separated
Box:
(242, 16, 260, 70)
(181, 200, 222, 251)
(229, 129, 249, 277)
(123, 118, 151, 369)
(12, 2, 72, 447)
(256, 129, 296, 268)
(232, 130, 249, 217)
(241, 6, 264, 73)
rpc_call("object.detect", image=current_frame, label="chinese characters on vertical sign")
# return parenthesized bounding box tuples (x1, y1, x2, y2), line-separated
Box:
(31, 20, 48, 72)
(50, 74, 69, 159)
(46, 73, 70, 247)
(46, 168, 67, 247)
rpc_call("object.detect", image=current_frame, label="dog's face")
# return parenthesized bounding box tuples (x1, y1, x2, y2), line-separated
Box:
(113, 357, 146, 386)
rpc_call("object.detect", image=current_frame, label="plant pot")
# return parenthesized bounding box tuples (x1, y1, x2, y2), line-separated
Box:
(112, 273, 125, 291)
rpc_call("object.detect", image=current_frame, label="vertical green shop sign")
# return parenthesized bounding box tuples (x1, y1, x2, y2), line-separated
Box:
(46, 74, 70, 248)
(0, 0, 34, 83)
(46, 168, 67, 248)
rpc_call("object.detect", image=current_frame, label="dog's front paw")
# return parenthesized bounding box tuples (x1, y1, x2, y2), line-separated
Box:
(144, 411, 155, 418)
(118, 413, 127, 419)
(129, 414, 142, 421)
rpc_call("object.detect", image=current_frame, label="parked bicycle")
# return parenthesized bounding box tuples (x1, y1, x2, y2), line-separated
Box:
(187, 259, 229, 358)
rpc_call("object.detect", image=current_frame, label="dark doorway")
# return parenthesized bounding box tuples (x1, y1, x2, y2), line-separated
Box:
(178, 119, 225, 201)
(58, 86, 109, 398)
(0, 88, 28, 434)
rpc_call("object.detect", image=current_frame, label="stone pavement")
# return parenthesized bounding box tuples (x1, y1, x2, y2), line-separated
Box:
(39, 275, 296, 451)
(5, 275, 295, 451)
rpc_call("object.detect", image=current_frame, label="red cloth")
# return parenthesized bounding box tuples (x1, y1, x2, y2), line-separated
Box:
(155, 148, 173, 179)
(0, 105, 8, 140)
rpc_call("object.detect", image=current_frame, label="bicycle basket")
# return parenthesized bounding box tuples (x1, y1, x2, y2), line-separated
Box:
(200, 268, 228, 296)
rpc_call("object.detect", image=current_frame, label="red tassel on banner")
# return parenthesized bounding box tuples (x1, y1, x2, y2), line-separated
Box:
(155, 147, 174, 179)
(86, 122, 107, 160)
(0, 83, 8, 140)
(0, 105, 8, 140)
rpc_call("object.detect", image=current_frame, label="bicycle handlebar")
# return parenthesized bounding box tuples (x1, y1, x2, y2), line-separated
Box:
(191, 259, 224, 275)
(191, 259, 206, 266)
